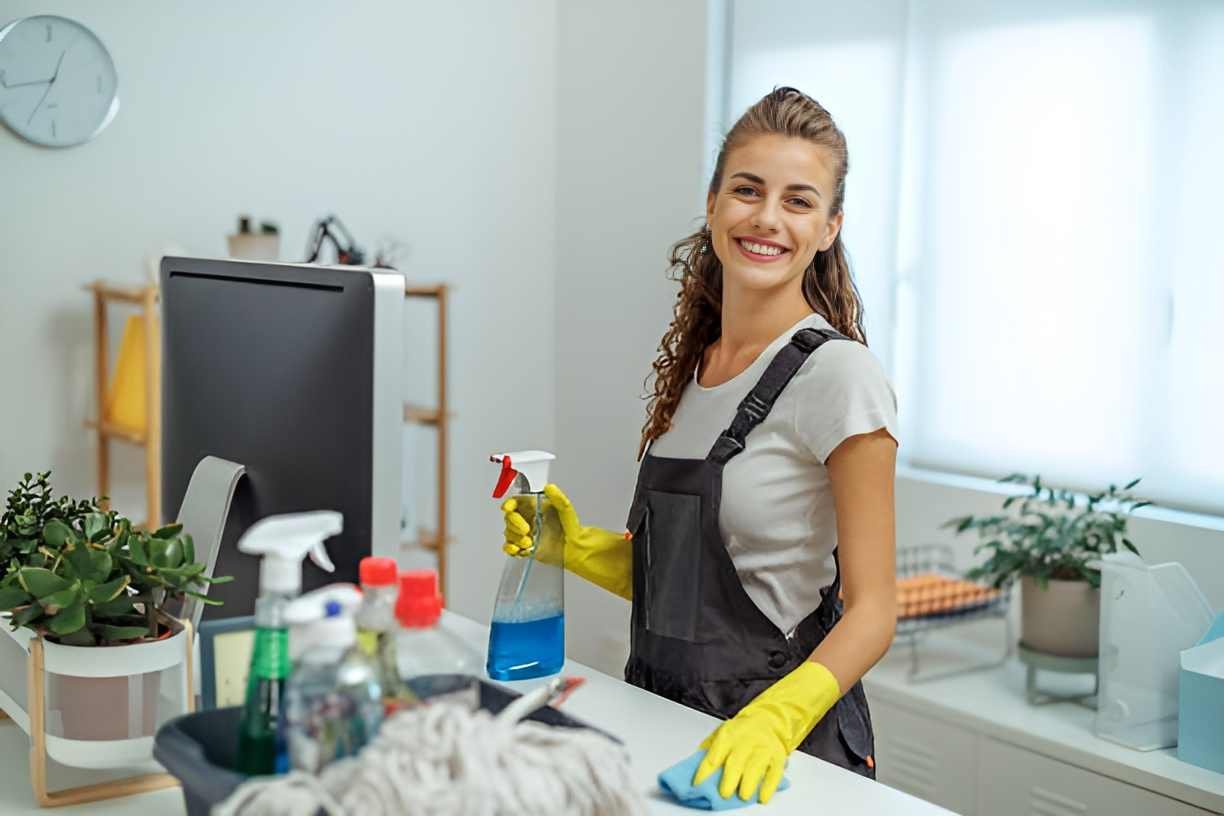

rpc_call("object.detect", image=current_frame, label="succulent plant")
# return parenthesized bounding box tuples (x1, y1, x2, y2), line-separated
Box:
(0, 472, 230, 646)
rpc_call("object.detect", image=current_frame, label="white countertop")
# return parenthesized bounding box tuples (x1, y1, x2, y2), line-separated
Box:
(0, 611, 951, 815)
(864, 627, 1224, 814)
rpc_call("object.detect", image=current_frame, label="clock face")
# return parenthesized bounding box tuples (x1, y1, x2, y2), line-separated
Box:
(0, 15, 118, 148)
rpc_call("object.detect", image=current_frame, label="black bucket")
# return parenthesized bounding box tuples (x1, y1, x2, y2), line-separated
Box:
(154, 679, 613, 816)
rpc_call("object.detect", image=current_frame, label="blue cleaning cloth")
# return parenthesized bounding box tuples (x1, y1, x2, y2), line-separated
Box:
(658, 750, 790, 810)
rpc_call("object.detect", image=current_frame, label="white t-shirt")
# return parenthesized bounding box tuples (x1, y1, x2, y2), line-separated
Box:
(648, 312, 899, 636)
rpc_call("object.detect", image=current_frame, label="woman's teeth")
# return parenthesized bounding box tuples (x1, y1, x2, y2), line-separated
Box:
(738, 239, 785, 256)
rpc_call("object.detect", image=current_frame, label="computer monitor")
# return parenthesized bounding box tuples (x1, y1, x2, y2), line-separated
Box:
(160, 257, 404, 619)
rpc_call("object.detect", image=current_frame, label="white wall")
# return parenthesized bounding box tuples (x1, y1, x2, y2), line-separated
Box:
(554, 0, 712, 674)
(0, 1, 557, 620)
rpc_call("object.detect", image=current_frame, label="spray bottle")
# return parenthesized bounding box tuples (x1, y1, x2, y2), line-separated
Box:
(235, 511, 339, 775)
(284, 584, 384, 773)
(487, 450, 565, 680)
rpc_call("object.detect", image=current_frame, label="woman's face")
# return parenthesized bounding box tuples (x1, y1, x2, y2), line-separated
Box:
(706, 133, 843, 296)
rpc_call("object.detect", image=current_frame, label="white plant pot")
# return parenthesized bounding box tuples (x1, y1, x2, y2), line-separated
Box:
(0, 613, 193, 770)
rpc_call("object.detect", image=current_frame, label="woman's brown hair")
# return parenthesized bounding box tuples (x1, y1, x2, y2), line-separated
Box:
(638, 87, 867, 459)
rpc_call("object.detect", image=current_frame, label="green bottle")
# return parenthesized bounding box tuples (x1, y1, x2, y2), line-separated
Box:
(234, 512, 341, 775)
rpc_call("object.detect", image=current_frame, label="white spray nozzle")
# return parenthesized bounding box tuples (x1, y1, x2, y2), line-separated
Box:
(285, 583, 363, 658)
(490, 450, 555, 498)
(237, 511, 341, 595)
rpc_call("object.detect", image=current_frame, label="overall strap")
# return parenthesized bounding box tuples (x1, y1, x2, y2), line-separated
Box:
(707, 327, 848, 465)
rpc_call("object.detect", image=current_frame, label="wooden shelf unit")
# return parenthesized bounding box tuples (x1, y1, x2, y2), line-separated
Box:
(402, 283, 453, 595)
(84, 281, 161, 530)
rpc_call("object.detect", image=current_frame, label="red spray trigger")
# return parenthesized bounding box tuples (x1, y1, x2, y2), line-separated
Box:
(492, 455, 518, 499)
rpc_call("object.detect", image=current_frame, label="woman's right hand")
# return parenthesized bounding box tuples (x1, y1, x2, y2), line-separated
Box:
(500, 483, 634, 600)
(501, 483, 576, 565)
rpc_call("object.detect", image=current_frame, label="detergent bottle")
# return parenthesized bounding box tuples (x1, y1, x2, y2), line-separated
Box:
(355, 556, 416, 708)
(284, 584, 384, 773)
(235, 511, 339, 775)
(486, 450, 565, 680)
(395, 569, 481, 709)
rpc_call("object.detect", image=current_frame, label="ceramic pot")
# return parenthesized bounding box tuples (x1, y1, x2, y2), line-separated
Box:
(1020, 576, 1100, 657)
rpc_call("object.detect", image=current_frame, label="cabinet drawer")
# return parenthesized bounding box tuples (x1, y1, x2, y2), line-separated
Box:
(977, 737, 1214, 816)
(872, 698, 978, 815)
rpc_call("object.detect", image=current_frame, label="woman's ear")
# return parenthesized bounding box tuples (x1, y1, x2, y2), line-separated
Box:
(823, 211, 844, 251)
(706, 190, 716, 225)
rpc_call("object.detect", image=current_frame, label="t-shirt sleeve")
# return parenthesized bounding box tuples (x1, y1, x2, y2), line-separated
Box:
(793, 340, 900, 463)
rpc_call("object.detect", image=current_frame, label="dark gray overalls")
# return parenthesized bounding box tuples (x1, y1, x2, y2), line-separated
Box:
(624, 326, 876, 778)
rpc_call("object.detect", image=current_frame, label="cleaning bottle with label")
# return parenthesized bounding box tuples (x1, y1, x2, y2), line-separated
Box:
(395, 569, 481, 709)
(284, 584, 384, 773)
(355, 556, 417, 709)
(487, 450, 565, 680)
(235, 511, 340, 775)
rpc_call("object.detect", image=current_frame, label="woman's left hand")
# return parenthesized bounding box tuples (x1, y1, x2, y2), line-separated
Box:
(693, 661, 841, 803)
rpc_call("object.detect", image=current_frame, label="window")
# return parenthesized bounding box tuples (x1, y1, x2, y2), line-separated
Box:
(728, 0, 1224, 514)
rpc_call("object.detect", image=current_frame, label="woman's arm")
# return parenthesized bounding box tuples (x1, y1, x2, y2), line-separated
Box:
(810, 427, 898, 689)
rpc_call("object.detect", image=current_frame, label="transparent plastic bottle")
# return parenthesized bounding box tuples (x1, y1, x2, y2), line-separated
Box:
(285, 593, 383, 773)
(394, 570, 481, 710)
(355, 556, 416, 708)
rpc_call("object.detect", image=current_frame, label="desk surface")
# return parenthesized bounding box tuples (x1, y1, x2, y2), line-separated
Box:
(0, 611, 950, 815)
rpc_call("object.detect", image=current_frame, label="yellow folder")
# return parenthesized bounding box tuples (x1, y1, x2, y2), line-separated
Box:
(105, 315, 147, 435)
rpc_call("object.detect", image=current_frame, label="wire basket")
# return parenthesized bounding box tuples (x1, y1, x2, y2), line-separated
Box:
(893, 543, 1014, 682)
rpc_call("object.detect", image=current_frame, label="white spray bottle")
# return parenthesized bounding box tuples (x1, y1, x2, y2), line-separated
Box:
(487, 451, 565, 681)
(234, 511, 340, 776)
(284, 584, 383, 773)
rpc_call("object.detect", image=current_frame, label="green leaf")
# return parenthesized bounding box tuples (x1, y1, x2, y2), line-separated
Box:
(183, 589, 223, 606)
(13, 604, 44, 627)
(182, 534, 195, 565)
(64, 541, 98, 582)
(58, 628, 96, 646)
(1124, 477, 1142, 490)
(152, 523, 183, 540)
(0, 586, 32, 610)
(1130, 501, 1152, 513)
(39, 585, 82, 614)
(41, 519, 74, 549)
(48, 600, 86, 636)
(88, 575, 130, 603)
(95, 624, 150, 643)
(1122, 538, 1140, 556)
(147, 538, 169, 567)
(84, 512, 110, 542)
(89, 549, 113, 578)
(161, 537, 184, 569)
(91, 595, 137, 617)
(128, 534, 148, 565)
(18, 567, 71, 598)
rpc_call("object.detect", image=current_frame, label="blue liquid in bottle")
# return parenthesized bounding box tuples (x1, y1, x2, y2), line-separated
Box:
(486, 613, 565, 681)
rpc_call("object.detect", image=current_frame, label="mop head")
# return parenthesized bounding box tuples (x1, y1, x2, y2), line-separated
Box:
(215, 698, 645, 816)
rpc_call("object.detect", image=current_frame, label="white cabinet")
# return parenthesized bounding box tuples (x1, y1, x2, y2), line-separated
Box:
(977, 738, 1214, 816)
(871, 698, 1217, 816)
(872, 698, 979, 815)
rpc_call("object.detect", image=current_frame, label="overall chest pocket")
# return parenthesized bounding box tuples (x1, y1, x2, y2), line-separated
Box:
(636, 489, 704, 643)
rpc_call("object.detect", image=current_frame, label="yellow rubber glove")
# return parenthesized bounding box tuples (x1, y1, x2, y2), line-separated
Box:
(501, 484, 633, 601)
(693, 661, 841, 804)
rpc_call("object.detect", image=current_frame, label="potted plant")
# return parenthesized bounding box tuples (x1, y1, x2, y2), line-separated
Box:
(0, 471, 230, 784)
(944, 473, 1152, 658)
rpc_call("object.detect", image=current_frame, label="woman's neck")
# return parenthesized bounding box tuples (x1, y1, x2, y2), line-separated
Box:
(697, 282, 813, 386)
(716, 282, 814, 358)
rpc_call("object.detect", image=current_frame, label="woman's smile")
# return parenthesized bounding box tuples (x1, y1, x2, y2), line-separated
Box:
(734, 236, 791, 263)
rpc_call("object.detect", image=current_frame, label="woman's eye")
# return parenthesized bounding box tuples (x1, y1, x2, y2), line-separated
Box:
(732, 186, 758, 196)
(788, 197, 813, 208)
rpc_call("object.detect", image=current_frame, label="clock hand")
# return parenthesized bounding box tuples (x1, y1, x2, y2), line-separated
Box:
(0, 75, 54, 89)
(26, 48, 67, 127)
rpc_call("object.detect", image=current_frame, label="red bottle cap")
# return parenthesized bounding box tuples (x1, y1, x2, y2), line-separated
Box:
(396, 569, 442, 628)
(360, 556, 398, 587)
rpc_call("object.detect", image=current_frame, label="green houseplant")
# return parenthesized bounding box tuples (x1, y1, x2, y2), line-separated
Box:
(0, 471, 230, 645)
(944, 473, 1152, 657)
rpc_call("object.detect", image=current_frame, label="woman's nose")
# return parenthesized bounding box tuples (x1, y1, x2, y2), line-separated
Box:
(751, 197, 783, 232)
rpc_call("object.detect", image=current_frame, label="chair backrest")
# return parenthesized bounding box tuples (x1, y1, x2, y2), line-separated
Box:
(173, 456, 246, 630)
